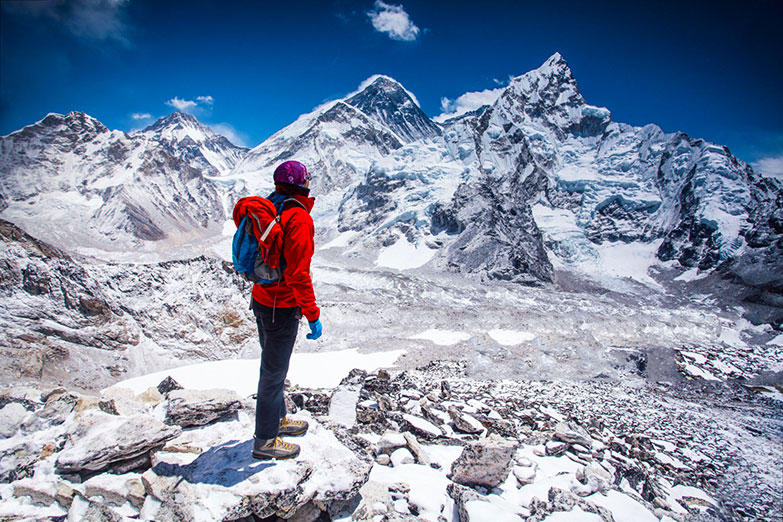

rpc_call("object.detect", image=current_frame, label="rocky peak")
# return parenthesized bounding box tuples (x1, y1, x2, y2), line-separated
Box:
(141, 111, 216, 144)
(504, 53, 583, 111)
(9, 111, 109, 145)
(345, 75, 441, 143)
(489, 53, 610, 139)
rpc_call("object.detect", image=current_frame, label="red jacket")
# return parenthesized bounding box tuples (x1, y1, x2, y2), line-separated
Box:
(251, 194, 320, 322)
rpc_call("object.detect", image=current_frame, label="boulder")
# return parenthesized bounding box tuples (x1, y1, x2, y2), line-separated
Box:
(12, 478, 57, 506)
(545, 440, 567, 457)
(554, 421, 592, 448)
(0, 402, 29, 438)
(402, 432, 431, 466)
(448, 405, 484, 434)
(0, 440, 47, 483)
(398, 413, 442, 439)
(21, 391, 79, 433)
(55, 412, 181, 480)
(164, 389, 242, 428)
(157, 376, 184, 396)
(142, 417, 372, 521)
(390, 447, 414, 467)
(375, 430, 407, 455)
(449, 436, 519, 489)
(447, 482, 485, 522)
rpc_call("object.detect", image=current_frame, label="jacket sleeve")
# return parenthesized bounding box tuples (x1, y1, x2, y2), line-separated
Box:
(282, 209, 320, 322)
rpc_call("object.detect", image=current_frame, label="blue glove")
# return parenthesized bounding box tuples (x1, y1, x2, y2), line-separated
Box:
(306, 318, 322, 340)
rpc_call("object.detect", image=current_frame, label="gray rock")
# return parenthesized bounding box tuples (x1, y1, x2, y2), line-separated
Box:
(448, 405, 484, 434)
(376, 430, 407, 455)
(55, 412, 181, 479)
(0, 440, 47, 483)
(164, 388, 242, 428)
(157, 376, 184, 396)
(449, 436, 519, 489)
(402, 432, 431, 466)
(397, 413, 443, 439)
(0, 402, 28, 437)
(390, 447, 414, 467)
(554, 421, 592, 448)
(545, 440, 567, 456)
(21, 391, 79, 433)
(447, 482, 485, 522)
(527, 487, 614, 522)
(12, 478, 57, 506)
(55, 480, 79, 509)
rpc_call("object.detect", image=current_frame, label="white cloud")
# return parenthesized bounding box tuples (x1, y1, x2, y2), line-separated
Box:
(752, 155, 783, 180)
(210, 123, 248, 148)
(131, 112, 152, 120)
(165, 95, 213, 113)
(367, 1, 420, 41)
(434, 87, 505, 122)
(4, 0, 131, 44)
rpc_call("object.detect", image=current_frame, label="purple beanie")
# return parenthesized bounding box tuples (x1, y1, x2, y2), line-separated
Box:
(273, 160, 309, 186)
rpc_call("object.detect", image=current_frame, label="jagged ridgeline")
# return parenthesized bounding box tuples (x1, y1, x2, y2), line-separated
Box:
(1, 54, 780, 288)
(1, 53, 782, 390)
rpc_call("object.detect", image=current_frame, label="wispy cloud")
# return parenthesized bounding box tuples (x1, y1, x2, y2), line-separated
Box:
(4, 0, 132, 44)
(367, 1, 420, 42)
(435, 87, 505, 122)
(752, 154, 783, 180)
(131, 112, 152, 120)
(210, 123, 249, 148)
(165, 96, 213, 114)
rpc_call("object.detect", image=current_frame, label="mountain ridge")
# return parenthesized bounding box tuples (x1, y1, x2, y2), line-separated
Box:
(0, 54, 780, 291)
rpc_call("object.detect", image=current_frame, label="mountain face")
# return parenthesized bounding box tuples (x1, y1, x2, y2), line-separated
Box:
(0, 54, 779, 287)
(344, 76, 442, 143)
(140, 111, 246, 176)
(0, 111, 244, 255)
(0, 218, 255, 389)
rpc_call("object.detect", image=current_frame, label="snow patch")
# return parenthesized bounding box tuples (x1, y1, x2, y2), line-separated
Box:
(409, 329, 471, 346)
(376, 235, 436, 270)
(488, 329, 536, 346)
(106, 348, 405, 395)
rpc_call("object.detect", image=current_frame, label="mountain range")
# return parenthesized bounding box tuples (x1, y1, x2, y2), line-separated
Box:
(1, 52, 781, 388)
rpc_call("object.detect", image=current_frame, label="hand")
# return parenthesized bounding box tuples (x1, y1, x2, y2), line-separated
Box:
(306, 318, 322, 340)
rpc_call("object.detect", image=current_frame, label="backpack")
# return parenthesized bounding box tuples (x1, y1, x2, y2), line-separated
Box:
(231, 195, 305, 284)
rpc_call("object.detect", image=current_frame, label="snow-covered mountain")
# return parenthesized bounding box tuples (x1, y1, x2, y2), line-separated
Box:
(139, 111, 246, 176)
(1, 53, 781, 385)
(3, 57, 777, 288)
(224, 53, 782, 288)
(0, 111, 246, 256)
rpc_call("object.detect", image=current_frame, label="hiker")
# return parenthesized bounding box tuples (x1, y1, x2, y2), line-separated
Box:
(244, 160, 322, 460)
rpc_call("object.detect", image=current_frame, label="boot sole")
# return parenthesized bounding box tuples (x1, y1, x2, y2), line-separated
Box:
(252, 448, 300, 460)
(278, 427, 308, 437)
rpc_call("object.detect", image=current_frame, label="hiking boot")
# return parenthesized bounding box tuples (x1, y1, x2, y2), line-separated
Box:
(252, 437, 300, 460)
(279, 416, 309, 437)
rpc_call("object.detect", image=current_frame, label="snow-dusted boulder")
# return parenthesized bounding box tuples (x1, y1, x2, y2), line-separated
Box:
(55, 412, 181, 480)
(141, 418, 371, 521)
(0, 402, 28, 438)
(164, 389, 242, 428)
(449, 435, 519, 489)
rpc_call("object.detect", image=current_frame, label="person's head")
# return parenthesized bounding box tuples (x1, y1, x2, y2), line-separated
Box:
(273, 160, 311, 196)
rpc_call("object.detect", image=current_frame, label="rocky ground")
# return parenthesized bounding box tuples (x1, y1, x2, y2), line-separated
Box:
(0, 357, 780, 522)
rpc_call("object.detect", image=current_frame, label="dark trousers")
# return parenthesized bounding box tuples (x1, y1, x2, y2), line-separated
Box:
(251, 300, 301, 440)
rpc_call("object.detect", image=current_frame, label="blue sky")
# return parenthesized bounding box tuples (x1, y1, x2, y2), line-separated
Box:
(1, 0, 781, 175)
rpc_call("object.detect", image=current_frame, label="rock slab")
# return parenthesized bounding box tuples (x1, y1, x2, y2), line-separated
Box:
(449, 436, 519, 489)
(164, 388, 242, 428)
(55, 413, 181, 479)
